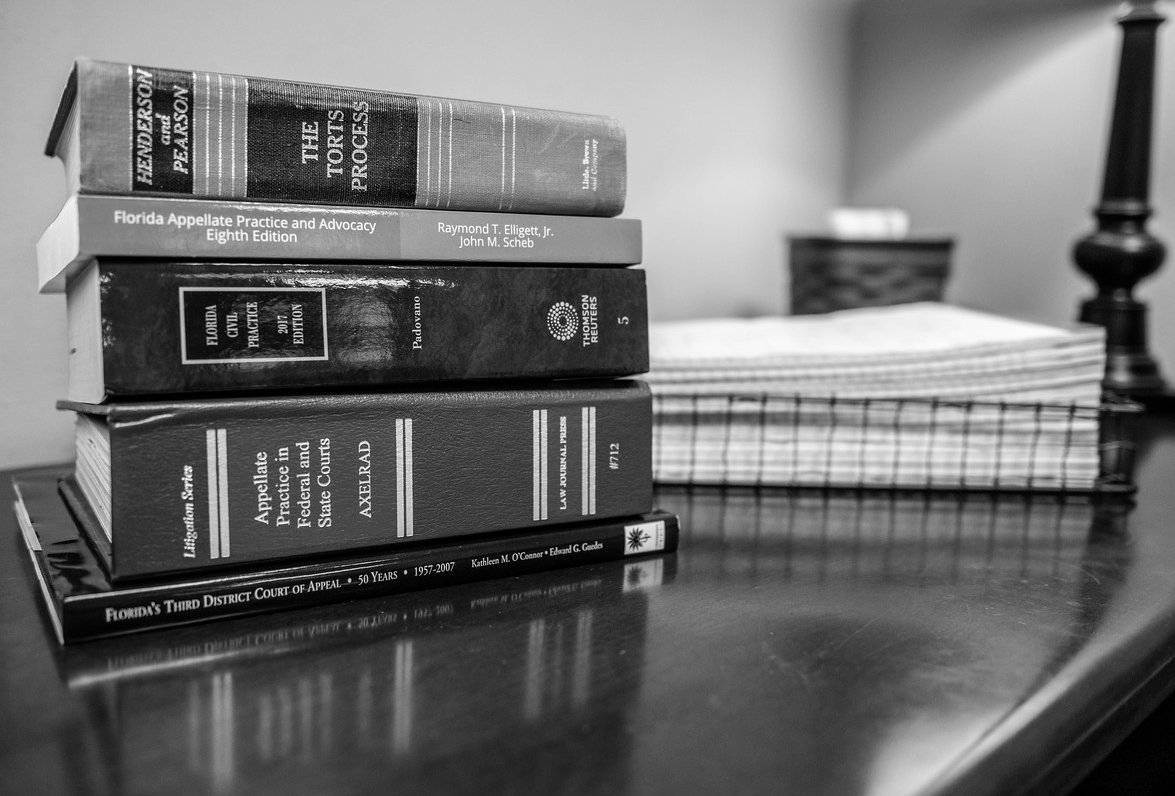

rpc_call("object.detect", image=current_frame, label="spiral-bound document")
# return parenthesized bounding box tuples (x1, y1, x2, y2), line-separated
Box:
(652, 394, 1132, 492)
(648, 304, 1130, 493)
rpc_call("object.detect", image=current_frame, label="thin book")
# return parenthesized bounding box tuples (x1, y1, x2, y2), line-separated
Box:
(38, 194, 643, 293)
(14, 469, 678, 644)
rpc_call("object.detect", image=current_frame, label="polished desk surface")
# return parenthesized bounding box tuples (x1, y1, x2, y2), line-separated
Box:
(3, 416, 1175, 796)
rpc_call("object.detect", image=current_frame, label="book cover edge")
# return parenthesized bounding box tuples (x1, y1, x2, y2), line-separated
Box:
(17, 470, 678, 644)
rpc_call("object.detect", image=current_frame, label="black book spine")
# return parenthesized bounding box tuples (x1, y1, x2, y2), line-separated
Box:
(74, 261, 648, 400)
(78, 524, 672, 644)
(75, 523, 674, 643)
(66, 381, 653, 579)
(16, 472, 675, 644)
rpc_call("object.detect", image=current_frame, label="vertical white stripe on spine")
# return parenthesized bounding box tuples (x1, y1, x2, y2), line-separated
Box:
(414, 99, 421, 204)
(422, 99, 431, 206)
(581, 407, 589, 515)
(445, 101, 454, 207)
(178, 289, 190, 360)
(239, 76, 247, 195)
(499, 107, 507, 211)
(204, 73, 211, 195)
(216, 74, 224, 194)
(532, 410, 541, 521)
(425, 99, 434, 206)
(431, 99, 441, 207)
(404, 419, 414, 537)
(509, 108, 517, 211)
(434, 100, 444, 208)
(589, 407, 597, 515)
(229, 76, 237, 192)
(217, 429, 230, 556)
(396, 419, 406, 538)
(207, 429, 220, 558)
(319, 290, 330, 358)
(426, 99, 435, 206)
(125, 65, 134, 189)
(540, 409, 549, 521)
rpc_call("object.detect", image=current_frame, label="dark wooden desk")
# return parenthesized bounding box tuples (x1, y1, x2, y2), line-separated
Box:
(3, 416, 1175, 795)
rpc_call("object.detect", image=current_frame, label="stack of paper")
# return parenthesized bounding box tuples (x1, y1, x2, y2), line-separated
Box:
(648, 303, 1110, 491)
(648, 303, 1106, 404)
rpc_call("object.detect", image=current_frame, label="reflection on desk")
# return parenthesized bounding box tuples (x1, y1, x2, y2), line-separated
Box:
(4, 414, 1175, 796)
(637, 489, 1133, 796)
(57, 558, 668, 795)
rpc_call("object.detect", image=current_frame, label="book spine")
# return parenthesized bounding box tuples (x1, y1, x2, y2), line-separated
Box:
(76, 261, 648, 400)
(70, 60, 625, 216)
(14, 494, 67, 645)
(39, 195, 643, 292)
(87, 381, 653, 578)
(62, 515, 675, 644)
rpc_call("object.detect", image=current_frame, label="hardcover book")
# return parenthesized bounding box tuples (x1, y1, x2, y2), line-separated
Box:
(61, 380, 654, 579)
(48, 59, 626, 216)
(66, 260, 649, 402)
(60, 551, 673, 681)
(38, 195, 643, 293)
(14, 469, 677, 644)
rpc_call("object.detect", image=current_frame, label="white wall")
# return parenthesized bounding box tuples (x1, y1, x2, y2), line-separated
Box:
(0, 0, 853, 470)
(7, 0, 1170, 473)
(846, 0, 1175, 376)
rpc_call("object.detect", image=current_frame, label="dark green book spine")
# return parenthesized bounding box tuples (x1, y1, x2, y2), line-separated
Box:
(71, 261, 648, 401)
(16, 471, 675, 644)
(63, 381, 653, 580)
(51, 59, 626, 216)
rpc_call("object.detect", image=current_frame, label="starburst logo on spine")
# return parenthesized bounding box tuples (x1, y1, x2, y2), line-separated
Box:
(624, 520, 666, 555)
(546, 301, 578, 341)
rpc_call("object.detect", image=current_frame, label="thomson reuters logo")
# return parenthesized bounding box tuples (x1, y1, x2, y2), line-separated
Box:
(547, 302, 578, 341)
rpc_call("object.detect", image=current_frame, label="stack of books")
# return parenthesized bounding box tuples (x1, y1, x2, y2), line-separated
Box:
(18, 59, 679, 643)
(646, 302, 1132, 492)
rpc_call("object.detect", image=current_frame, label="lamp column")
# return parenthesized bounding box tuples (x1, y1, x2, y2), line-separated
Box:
(1073, 0, 1168, 396)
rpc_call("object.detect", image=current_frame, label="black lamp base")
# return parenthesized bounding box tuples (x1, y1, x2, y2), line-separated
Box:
(1079, 295, 1168, 396)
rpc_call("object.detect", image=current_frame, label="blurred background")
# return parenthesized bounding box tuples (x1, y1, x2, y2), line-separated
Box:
(2, 0, 1173, 469)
